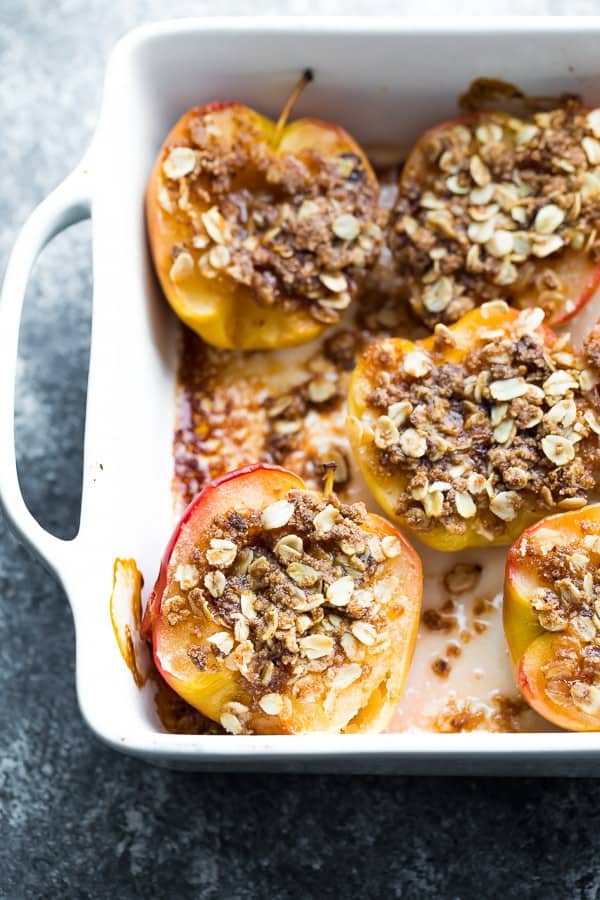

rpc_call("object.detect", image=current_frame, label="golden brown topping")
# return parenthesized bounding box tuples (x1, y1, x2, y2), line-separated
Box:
(160, 108, 383, 325)
(161, 489, 400, 732)
(392, 102, 600, 326)
(356, 305, 600, 539)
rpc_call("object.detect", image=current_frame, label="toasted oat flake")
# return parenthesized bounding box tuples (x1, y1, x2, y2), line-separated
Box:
(374, 416, 400, 450)
(204, 570, 226, 598)
(319, 272, 348, 293)
(493, 419, 516, 445)
(543, 371, 578, 396)
(240, 590, 257, 621)
(208, 245, 231, 269)
(583, 136, 600, 165)
(388, 400, 412, 427)
(587, 108, 600, 137)
(423, 277, 453, 312)
(534, 204, 565, 234)
(333, 213, 360, 241)
(314, 504, 340, 535)
(489, 491, 520, 521)
(163, 146, 196, 179)
(259, 693, 284, 715)
(470, 154, 491, 186)
(201, 206, 231, 244)
(400, 428, 427, 458)
(158, 186, 174, 213)
(262, 499, 295, 529)
(326, 575, 355, 607)
(490, 403, 508, 427)
(489, 377, 528, 401)
(444, 563, 481, 594)
(545, 399, 577, 427)
(274, 534, 303, 564)
(169, 251, 194, 282)
(331, 663, 362, 689)
(298, 199, 319, 220)
(288, 562, 321, 587)
(299, 634, 335, 659)
(531, 234, 564, 258)
(455, 491, 477, 518)
(175, 564, 200, 590)
(220, 712, 244, 735)
(341, 632, 359, 660)
(351, 621, 378, 646)
(381, 535, 403, 558)
(541, 435, 576, 466)
(487, 230, 514, 258)
(206, 538, 238, 568)
(403, 350, 432, 378)
(208, 631, 235, 655)
(307, 376, 337, 404)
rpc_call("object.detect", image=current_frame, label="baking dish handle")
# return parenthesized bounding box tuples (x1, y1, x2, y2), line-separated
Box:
(0, 160, 92, 579)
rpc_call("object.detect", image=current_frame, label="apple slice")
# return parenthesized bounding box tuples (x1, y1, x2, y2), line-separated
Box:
(504, 505, 600, 731)
(391, 102, 600, 328)
(347, 301, 600, 551)
(143, 463, 422, 735)
(146, 74, 382, 350)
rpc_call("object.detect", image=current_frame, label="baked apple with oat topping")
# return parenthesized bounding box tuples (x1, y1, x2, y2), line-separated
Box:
(142, 464, 422, 734)
(504, 505, 600, 730)
(146, 75, 382, 350)
(391, 101, 600, 328)
(347, 301, 600, 551)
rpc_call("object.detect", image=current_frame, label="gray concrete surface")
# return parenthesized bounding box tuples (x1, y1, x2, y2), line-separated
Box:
(2, 3, 600, 898)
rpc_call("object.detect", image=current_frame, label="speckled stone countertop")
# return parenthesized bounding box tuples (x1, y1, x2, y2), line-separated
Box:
(2, 4, 600, 898)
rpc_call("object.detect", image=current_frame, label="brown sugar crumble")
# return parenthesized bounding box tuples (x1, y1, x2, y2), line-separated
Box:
(391, 101, 600, 326)
(163, 490, 405, 734)
(160, 107, 384, 325)
(434, 693, 530, 732)
(524, 531, 600, 716)
(431, 657, 451, 678)
(356, 303, 600, 540)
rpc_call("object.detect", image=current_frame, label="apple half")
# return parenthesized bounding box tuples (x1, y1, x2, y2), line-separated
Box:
(504, 505, 600, 731)
(392, 105, 600, 327)
(146, 97, 381, 350)
(142, 464, 423, 735)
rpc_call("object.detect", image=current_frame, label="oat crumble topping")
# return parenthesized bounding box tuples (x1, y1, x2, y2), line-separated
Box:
(433, 694, 529, 732)
(162, 489, 404, 734)
(160, 107, 383, 325)
(355, 303, 600, 539)
(391, 102, 600, 326)
(525, 532, 600, 715)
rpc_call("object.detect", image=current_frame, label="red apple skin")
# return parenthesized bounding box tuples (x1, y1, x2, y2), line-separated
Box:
(141, 463, 301, 642)
(504, 506, 600, 732)
(397, 110, 600, 327)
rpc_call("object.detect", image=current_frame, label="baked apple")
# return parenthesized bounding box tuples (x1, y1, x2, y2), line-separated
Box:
(142, 464, 422, 734)
(391, 101, 600, 328)
(347, 301, 600, 551)
(504, 505, 600, 730)
(146, 74, 382, 350)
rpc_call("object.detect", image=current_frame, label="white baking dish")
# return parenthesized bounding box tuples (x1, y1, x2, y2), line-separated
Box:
(5, 16, 600, 773)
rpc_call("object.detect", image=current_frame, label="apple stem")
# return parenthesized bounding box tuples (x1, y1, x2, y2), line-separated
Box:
(272, 69, 314, 148)
(322, 463, 336, 497)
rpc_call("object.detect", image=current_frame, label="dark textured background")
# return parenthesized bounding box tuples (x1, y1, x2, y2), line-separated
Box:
(2, 4, 600, 899)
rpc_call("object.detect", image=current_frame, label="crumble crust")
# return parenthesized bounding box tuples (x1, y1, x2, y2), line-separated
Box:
(391, 101, 600, 326)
